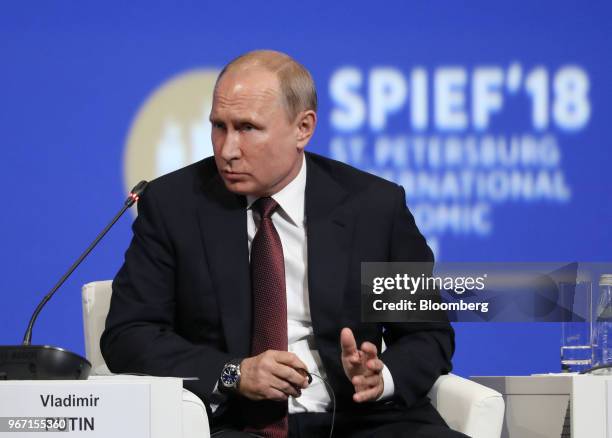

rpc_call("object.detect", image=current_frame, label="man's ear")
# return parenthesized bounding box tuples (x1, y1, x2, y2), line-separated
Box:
(295, 110, 317, 150)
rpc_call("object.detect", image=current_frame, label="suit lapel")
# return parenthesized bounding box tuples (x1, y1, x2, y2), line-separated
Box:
(305, 155, 353, 344)
(195, 155, 354, 359)
(196, 174, 252, 357)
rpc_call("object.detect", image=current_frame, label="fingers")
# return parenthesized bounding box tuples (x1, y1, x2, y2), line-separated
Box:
(340, 327, 358, 357)
(238, 351, 310, 401)
(351, 355, 384, 403)
(353, 383, 384, 403)
(340, 329, 387, 403)
(365, 357, 384, 374)
(359, 342, 381, 374)
(272, 363, 309, 389)
(274, 351, 309, 373)
(351, 373, 382, 391)
(269, 375, 302, 399)
(360, 341, 378, 359)
(272, 351, 309, 388)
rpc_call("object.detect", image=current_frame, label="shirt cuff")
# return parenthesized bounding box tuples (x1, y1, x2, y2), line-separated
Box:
(209, 381, 227, 413)
(375, 364, 395, 402)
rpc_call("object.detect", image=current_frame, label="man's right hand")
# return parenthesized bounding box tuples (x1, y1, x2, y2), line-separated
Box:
(238, 350, 310, 401)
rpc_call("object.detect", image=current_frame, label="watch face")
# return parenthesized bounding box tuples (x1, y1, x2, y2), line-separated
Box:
(221, 365, 238, 386)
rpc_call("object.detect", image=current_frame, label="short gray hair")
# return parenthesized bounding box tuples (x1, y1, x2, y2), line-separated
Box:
(216, 50, 317, 121)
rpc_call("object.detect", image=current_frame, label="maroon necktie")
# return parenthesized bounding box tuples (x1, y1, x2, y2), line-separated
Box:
(245, 197, 288, 438)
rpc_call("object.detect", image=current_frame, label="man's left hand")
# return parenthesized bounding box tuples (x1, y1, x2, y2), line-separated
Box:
(340, 327, 384, 403)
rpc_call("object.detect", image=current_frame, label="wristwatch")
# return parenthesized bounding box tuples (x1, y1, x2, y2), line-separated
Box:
(219, 359, 242, 393)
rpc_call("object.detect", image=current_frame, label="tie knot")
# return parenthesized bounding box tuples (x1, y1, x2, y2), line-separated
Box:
(253, 197, 278, 219)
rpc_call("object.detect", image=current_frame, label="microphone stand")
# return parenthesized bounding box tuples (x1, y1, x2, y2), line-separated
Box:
(0, 181, 148, 380)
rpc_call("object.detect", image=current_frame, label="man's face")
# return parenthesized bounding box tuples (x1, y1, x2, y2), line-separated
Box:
(210, 68, 306, 197)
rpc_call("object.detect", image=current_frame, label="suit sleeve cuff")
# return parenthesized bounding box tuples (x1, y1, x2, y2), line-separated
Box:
(376, 364, 395, 402)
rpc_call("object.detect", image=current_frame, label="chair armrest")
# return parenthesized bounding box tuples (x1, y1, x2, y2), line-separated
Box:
(428, 374, 504, 438)
(182, 389, 210, 438)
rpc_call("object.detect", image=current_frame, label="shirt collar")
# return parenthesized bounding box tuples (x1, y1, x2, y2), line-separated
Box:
(246, 155, 306, 228)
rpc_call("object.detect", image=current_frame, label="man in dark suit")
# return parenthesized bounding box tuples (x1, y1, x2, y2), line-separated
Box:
(102, 50, 464, 437)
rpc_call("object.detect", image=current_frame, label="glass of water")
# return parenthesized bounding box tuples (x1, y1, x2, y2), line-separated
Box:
(560, 281, 592, 372)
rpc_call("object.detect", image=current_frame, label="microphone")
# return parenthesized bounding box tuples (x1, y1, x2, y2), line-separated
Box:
(0, 181, 148, 380)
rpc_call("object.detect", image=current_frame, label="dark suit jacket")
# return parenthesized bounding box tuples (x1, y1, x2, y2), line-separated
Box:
(101, 152, 454, 425)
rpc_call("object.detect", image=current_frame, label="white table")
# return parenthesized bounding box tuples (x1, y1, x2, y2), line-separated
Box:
(472, 374, 612, 438)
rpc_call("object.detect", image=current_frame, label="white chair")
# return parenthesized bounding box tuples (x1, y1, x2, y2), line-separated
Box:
(82, 281, 209, 438)
(82, 281, 504, 438)
(428, 373, 504, 438)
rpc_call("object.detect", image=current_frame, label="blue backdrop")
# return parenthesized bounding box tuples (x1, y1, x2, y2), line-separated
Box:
(1, 1, 611, 378)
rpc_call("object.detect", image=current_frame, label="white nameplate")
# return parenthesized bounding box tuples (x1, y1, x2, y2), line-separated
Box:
(0, 377, 182, 437)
